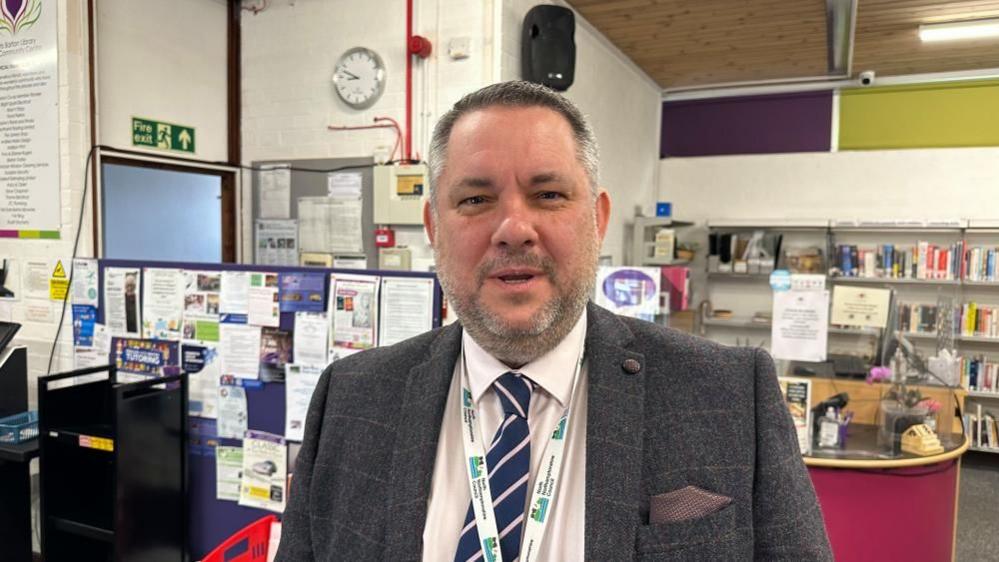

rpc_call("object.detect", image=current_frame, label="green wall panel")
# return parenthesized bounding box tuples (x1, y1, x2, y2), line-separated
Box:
(839, 80, 999, 150)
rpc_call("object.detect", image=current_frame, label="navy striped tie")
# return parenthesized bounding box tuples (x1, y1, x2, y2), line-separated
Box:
(453, 371, 534, 562)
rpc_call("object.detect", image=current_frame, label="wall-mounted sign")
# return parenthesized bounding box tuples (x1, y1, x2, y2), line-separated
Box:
(132, 117, 196, 154)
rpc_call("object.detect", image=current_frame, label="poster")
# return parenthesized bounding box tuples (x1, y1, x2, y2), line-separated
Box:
(255, 219, 298, 266)
(779, 376, 813, 455)
(831, 285, 891, 328)
(22, 260, 50, 299)
(285, 364, 323, 442)
(247, 272, 280, 327)
(72, 304, 96, 346)
(111, 337, 180, 378)
(183, 270, 221, 316)
(0, 0, 60, 235)
(378, 277, 434, 347)
(257, 164, 291, 219)
(259, 327, 292, 383)
(239, 430, 288, 513)
(217, 379, 248, 439)
(220, 270, 249, 322)
(48, 259, 68, 301)
(182, 343, 221, 419)
(771, 290, 829, 362)
(593, 266, 661, 322)
(293, 312, 328, 367)
(329, 273, 379, 353)
(216, 446, 244, 501)
(71, 258, 99, 306)
(142, 268, 184, 340)
(327, 171, 362, 199)
(279, 271, 325, 312)
(219, 323, 262, 379)
(104, 267, 141, 337)
(298, 196, 363, 253)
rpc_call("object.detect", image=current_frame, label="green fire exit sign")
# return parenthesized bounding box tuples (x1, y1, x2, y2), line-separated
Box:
(132, 117, 196, 154)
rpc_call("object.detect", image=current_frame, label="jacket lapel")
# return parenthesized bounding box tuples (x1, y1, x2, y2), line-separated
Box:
(584, 303, 646, 560)
(383, 322, 463, 560)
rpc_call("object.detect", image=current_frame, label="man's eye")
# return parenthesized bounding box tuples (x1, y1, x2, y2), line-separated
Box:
(538, 191, 564, 200)
(459, 196, 486, 206)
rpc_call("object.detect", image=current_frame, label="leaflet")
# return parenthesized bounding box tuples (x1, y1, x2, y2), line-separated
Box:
(71, 258, 99, 306)
(217, 380, 248, 439)
(256, 219, 298, 266)
(220, 323, 262, 379)
(182, 343, 221, 419)
(248, 272, 280, 327)
(328, 273, 380, 354)
(279, 271, 325, 313)
(285, 364, 323, 442)
(104, 267, 142, 337)
(378, 277, 434, 347)
(259, 327, 292, 383)
(216, 446, 244, 501)
(239, 430, 288, 513)
(142, 268, 185, 340)
(293, 312, 328, 367)
(220, 271, 250, 321)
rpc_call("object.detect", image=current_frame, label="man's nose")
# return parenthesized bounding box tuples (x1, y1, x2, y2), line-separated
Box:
(490, 197, 539, 250)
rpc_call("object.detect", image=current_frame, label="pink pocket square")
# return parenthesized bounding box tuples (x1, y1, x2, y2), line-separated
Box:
(649, 485, 733, 524)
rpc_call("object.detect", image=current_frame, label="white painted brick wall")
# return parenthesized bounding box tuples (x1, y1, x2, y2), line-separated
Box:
(0, 0, 93, 407)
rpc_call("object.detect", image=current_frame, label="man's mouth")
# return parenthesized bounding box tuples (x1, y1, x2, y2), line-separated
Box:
(492, 268, 543, 285)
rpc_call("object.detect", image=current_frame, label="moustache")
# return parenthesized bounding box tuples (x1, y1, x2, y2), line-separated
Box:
(476, 253, 557, 286)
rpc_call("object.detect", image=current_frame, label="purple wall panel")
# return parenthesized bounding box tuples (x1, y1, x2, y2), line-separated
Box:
(661, 90, 834, 157)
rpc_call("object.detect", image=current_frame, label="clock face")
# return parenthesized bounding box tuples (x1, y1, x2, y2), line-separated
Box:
(332, 47, 386, 110)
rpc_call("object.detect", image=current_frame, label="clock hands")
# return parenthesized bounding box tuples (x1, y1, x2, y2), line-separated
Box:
(339, 69, 360, 80)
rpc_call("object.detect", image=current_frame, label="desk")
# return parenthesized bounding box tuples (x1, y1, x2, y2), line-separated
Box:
(0, 439, 39, 562)
(804, 424, 969, 562)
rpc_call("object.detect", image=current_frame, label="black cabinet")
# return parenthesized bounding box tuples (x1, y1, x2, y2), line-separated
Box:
(39, 365, 188, 562)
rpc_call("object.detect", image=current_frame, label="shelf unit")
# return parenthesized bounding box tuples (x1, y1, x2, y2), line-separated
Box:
(631, 216, 694, 266)
(39, 365, 189, 561)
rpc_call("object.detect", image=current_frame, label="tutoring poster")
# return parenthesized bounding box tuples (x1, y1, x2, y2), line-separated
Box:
(112, 337, 179, 378)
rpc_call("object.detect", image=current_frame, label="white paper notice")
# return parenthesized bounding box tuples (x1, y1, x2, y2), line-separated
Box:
(216, 446, 243, 501)
(220, 323, 262, 379)
(239, 431, 288, 513)
(327, 172, 363, 199)
(771, 290, 829, 362)
(0, 2, 60, 233)
(258, 165, 291, 219)
(22, 260, 50, 300)
(298, 196, 363, 253)
(285, 364, 323, 442)
(328, 274, 380, 354)
(218, 382, 248, 438)
(104, 267, 142, 337)
(379, 277, 434, 347)
(142, 268, 184, 340)
(71, 259, 99, 306)
(831, 285, 892, 328)
(75, 322, 113, 369)
(220, 271, 250, 319)
(182, 343, 221, 419)
(293, 312, 328, 367)
(248, 272, 280, 327)
(255, 219, 298, 266)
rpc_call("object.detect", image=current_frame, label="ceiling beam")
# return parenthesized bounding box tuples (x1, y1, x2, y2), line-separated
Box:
(827, 0, 858, 75)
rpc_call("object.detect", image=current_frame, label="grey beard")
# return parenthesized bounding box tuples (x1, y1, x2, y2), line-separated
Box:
(436, 248, 597, 368)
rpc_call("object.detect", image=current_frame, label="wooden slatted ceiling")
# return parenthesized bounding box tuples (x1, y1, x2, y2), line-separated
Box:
(567, 0, 999, 89)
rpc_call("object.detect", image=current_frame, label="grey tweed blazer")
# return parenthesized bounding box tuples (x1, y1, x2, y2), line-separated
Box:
(276, 302, 832, 561)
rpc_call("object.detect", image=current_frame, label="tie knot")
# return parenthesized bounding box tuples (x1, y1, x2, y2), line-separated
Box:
(494, 371, 533, 419)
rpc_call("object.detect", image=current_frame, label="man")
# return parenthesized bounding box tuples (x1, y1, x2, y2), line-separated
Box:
(277, 81, 831, 561)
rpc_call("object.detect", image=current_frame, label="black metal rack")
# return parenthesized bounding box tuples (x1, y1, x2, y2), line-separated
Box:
(39, 364, 189, 562)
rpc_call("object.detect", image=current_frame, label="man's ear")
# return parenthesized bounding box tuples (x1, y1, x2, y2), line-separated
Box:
(423, 200, 436, 246)
(595, 189, 611, 243)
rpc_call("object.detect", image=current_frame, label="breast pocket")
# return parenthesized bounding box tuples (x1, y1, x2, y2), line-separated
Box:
(634, 503, 741, 559)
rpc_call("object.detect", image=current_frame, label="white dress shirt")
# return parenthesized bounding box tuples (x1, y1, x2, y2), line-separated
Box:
(422, 313, 588, 561)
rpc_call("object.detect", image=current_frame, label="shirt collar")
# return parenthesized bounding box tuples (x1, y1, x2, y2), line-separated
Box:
(463, 311, 586, 408)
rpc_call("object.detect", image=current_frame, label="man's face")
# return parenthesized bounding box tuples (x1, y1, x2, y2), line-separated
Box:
(425, 105, 610, 364)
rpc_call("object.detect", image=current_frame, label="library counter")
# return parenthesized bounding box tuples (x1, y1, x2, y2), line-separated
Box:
(804, 425, 968, 562)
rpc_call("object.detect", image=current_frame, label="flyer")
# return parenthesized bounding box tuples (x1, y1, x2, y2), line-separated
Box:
(256, 219, 298, 266)
(285, 364, 323, 442)
(111, 337, 180, 378)
(182, 343, 221, 419)
(220, 323, 262, 379)
(293, 312, 328, 367)
(104, 267, 142, 337)
(779, 376, 813, 455)
(183, 270, 221, 316)
(72, 304, 97, 347)
(328, 273, 380, 353)
(278, 271, 326, 313)
(593, 266, 661, 322)
(220, 271, 250, 322)
(830, 285, 891, 328)
(378, 277, 434, 347)
(259, 327, 292, 383)
(216, 446, 244, 502)
(217, 380, 248, 439)
(771, 290, 829, 362)
(247, 272, 280, 327)
(71, 258, 100, 306)
(142, 268, 185, 340)
(239, 430, 288, 513)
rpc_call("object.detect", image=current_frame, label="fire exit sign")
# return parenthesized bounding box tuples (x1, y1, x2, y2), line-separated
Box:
(132, 117, 196, 153)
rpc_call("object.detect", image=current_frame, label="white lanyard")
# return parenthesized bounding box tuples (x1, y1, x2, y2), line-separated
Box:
(458, 342, 585, 562)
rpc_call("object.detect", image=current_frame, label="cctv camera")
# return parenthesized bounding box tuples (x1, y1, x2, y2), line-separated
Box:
(858, 70, 876, 87)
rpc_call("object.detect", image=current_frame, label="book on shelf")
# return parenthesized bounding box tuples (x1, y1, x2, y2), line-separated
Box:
(831, 241, 964, 280)
(965, 246, 999, 283)
(961, 302, 999, 338)
(660, 266, 690, 312)
(897, 302, 939, 334)
(962, 356, 999, 393)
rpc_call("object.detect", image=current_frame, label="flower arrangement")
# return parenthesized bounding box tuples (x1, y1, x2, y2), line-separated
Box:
(867, 366, 926, 408)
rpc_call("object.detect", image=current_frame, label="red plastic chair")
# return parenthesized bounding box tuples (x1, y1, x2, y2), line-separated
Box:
(202, 515, 278, 562)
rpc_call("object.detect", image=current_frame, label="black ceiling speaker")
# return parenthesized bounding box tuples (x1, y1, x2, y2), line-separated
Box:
(521, 5, 575, 91)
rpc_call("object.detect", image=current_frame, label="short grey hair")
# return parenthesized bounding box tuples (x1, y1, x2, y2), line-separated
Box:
(427, 81, 599, 211)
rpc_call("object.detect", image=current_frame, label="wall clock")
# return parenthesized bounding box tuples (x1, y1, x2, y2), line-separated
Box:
(332, 47, 386, 110)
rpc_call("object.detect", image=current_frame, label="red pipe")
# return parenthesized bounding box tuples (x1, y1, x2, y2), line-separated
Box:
(405, 0, 413, 163)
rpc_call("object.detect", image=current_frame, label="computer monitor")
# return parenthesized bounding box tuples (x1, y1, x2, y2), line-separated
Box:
(0, 321, 19, 356)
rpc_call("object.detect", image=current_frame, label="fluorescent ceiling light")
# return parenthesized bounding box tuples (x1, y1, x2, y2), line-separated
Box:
(919, 18, 999, 42)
